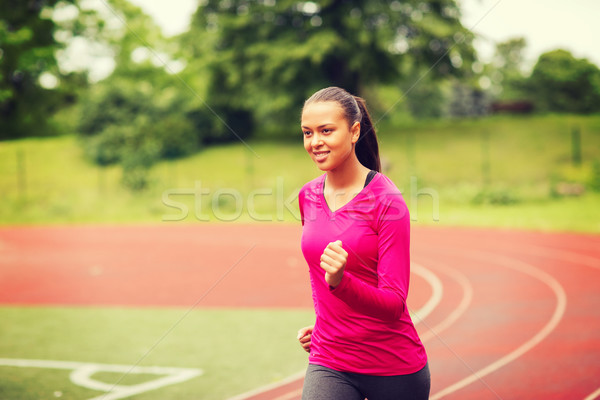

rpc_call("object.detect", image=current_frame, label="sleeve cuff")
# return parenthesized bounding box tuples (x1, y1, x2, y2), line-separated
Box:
(329, 272, 351, 293)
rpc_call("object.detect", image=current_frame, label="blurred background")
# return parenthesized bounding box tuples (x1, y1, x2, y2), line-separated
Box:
(1, 0, 599, 231)
(1, 2, 600, 399)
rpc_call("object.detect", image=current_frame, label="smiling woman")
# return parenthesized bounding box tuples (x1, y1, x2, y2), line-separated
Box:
(296, 87, 430, 400)
(302, 88, 380, 174)
(301, 101, 359, 175)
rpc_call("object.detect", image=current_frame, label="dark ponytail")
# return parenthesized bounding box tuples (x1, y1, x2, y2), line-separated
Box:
(304, 87, 381, 172)
(352, 96, 381, 172)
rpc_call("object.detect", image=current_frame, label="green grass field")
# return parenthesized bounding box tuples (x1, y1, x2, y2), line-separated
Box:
(1, 114, 599, 231)
(0, 307, 314, 399)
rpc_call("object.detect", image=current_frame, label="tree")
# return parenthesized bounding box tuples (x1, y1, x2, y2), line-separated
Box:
(527, 49, 600, 113)
(181, 0, 475, 139)
(401, 71, 448, 119)
(0, 0, 77, 139)
(494, 37, 527, 75)
(75, 0, 198, 189)
(78, 69, 199, 190)
(489, 37, 529, 101)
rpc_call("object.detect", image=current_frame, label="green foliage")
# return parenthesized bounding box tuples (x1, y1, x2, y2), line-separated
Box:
(495, 37, 527, 73)
(182, 0, 475, 139)
(472, 187, 520, 205)
(68, 0, 212, 189)
(480, 41, 600, 115)
(77, 73, 199, 190)
(402, 73, 449, 119)
(486, 37, 531, 101)
(528, 49, 600, 113)
(0, 0, 77, 139)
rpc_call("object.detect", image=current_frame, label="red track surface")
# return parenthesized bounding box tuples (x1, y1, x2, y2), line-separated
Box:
(1, 224, 599, 399)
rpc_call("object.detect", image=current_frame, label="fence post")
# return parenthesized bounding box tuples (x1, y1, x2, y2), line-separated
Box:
(246, 148, 254, 190)
(571, 125, 582, 166)
(17, 149, 26, 199)
(406, 130, 416, 175)
(481, 130, 491, 188)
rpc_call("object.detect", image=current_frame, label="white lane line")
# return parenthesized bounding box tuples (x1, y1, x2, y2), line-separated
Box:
(417, 263, 473, 343)
(410, 262, 444, 323)
(227, 263, 444, 400)
(584, 387, 600, 400)
(0, 358, 202, 400)
(431, 250, 568, 399)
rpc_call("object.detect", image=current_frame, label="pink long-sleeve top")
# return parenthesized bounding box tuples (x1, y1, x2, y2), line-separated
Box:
(299, 172, 427, 375)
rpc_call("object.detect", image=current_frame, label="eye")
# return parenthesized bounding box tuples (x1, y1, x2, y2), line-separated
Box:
(322, 128, 332, 134)
(303, 130, 312, 137)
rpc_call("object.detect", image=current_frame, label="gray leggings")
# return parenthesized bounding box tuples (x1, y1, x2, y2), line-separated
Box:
(301, 363, 430, 400)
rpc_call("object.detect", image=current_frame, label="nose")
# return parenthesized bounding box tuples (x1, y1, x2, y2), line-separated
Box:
(311, 133, 323, 148)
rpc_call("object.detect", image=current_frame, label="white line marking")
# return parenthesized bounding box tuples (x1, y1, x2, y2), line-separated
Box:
(227, 262, 444, 400)
(410, 262, 444, 323)
(584, 387, 600, 400)
(0, 358, 202, 400)
(418, 263, 473, 343)
(431, 251, 568, 399)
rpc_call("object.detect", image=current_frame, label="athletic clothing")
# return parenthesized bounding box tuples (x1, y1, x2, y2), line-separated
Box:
(364, 169, 377, 187)
(301, 363, 430, 400)
(298, 172, 427, 376)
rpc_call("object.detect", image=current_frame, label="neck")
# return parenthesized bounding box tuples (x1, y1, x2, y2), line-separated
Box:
(325, 152, 369, 191)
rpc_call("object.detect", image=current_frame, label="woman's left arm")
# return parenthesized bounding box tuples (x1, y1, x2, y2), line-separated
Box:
(329, 196, 410, 321)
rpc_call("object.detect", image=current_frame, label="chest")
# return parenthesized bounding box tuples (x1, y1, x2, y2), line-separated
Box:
(323, 184, 364, 212)
(301, 203, 379, 282)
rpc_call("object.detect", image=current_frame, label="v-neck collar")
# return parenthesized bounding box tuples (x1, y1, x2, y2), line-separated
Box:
(319, 172, 378, 215)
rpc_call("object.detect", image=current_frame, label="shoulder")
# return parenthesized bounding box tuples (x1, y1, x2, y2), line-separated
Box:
(369, 173, 402, 198)
(369, 173, 409, 220)
(299, 174, 325, 200)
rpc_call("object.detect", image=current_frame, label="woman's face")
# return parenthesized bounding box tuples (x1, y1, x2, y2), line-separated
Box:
(301, 101, 360, 172)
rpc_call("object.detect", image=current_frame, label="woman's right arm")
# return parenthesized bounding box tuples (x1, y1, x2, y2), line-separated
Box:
(297, 325, 314, 353)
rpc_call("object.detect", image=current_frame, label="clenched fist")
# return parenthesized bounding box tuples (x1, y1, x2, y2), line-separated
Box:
(297, 325, 313, 353)
(320, 240, 347, 288)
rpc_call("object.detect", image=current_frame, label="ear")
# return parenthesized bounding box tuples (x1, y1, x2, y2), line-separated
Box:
(350, 121, 361, 143)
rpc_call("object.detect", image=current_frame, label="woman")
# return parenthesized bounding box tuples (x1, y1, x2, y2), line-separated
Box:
(297, 87, 430, 400)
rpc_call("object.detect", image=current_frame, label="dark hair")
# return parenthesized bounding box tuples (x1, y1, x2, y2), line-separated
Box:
(304, 86, 381, 172)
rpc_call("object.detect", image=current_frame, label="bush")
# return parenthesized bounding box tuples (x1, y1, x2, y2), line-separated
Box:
(77, 74, 202, 189)
(148, 114, 198, 159)
(527, 49, 600, 113)
(472, 187, 520, 205)
(82, 126, 125, 166)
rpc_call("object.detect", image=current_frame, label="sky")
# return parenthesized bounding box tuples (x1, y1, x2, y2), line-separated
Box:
(127, 0, 600, 69)
(459, 0, 600, 68)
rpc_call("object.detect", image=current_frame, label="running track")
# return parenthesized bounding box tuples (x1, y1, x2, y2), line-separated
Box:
(0, 224, 599, 399)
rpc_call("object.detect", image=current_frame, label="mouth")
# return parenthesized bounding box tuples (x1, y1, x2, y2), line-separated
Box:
(313, 151, 330, 162)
